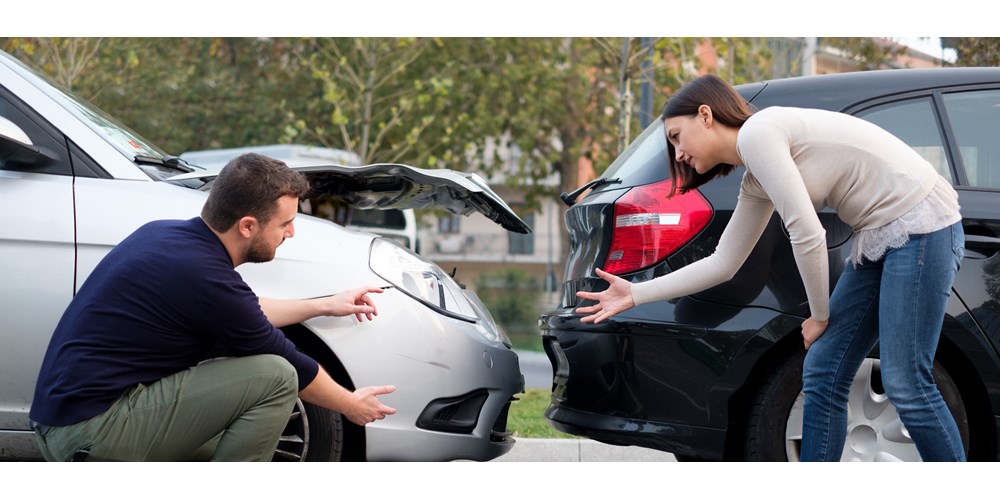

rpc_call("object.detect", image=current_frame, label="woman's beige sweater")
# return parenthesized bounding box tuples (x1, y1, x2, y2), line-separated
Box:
(630, 106, 941, 321)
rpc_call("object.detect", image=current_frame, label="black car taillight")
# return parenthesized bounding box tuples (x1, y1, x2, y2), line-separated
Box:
(603, 179, 712, 275)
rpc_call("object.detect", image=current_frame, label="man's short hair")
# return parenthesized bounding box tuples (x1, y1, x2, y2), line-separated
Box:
(201, 153, 311, 232)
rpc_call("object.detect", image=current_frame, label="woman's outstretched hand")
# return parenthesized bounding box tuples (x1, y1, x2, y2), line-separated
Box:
(575, 268, 635, 324)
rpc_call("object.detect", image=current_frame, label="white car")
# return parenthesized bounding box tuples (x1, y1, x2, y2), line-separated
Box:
(0, 49, 528, 461)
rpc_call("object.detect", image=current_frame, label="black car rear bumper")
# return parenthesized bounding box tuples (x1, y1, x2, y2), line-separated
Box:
(545, 402, 728, 460)
(540, 301, 801, 459)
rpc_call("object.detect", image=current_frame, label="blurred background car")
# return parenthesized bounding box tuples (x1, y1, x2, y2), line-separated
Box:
(540, 67, 1000, 461)
(0, 48, 528, 462)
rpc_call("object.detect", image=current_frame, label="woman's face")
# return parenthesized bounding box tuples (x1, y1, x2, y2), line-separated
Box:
(663, 110, 718, 175)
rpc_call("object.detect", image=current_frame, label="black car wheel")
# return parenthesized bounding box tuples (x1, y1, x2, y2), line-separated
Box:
(272, 399, 344, 462)
(745, 350, 968, 461)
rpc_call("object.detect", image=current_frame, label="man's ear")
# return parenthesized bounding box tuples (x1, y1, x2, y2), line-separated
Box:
(236, 216, 258, 239)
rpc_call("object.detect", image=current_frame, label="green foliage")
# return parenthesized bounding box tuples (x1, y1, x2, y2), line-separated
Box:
(950, 37, 1000, 67)
(475, 268, 542, 329)
(706, 38, 787, 83)
(287, 37, 447, 165)
(822, 37, 908, 71)
(2, 37, 318, 154)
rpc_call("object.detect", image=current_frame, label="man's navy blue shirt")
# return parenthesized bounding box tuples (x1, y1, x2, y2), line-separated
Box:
(30, 218, 319, 427)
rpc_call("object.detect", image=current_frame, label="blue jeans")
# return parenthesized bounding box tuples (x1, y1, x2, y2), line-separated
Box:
(800, 221, 965, 461)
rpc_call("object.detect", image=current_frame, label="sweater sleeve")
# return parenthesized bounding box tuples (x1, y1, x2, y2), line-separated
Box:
(630, 179, 774, 307)
(737, 121, 830, 321)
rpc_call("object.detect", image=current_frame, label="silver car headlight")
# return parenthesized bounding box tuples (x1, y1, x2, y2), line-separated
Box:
(369, 238, 507, 345)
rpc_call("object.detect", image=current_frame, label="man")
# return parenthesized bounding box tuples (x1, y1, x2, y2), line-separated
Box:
(29, 153, 395, 461)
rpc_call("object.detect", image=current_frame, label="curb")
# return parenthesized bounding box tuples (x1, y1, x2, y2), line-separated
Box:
(491, 437, 676, 462)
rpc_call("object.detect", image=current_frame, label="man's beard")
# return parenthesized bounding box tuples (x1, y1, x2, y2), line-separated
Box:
(245, 235, 279, 263)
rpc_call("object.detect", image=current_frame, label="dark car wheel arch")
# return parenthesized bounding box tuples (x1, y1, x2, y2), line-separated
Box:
(282, 323, 367, 461)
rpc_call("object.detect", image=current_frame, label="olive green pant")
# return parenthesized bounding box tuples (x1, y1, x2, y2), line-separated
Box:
(34, 354, 299, 462)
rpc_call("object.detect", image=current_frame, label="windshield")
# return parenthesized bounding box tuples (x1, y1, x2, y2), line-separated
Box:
(1, 51, 176, 179)
(67, 98, 165, 159)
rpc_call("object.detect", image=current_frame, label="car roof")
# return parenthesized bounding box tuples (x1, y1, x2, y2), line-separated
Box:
(740, 67, 1000, 112)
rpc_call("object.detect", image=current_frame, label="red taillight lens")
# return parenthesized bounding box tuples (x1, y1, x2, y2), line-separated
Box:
(603, 179, 713, 275)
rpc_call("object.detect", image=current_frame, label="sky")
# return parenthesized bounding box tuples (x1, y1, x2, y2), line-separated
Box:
(898, 37, 957, 62)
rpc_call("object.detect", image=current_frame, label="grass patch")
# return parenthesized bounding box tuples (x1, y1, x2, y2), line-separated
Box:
(504, 325, 544, 353)
(507, 388, 578, 439)
(507, 333, 543, 353)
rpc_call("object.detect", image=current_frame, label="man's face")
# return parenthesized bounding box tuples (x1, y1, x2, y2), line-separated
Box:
(245, 195, 298, 263)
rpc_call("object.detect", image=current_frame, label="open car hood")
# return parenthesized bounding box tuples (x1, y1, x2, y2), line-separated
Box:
(167, 163, 531, 234)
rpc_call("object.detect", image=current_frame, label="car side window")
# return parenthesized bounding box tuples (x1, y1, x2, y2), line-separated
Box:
(941, 89, 1000, 189)
(855, 97, 954, 183)
(0, 90, 73, 176)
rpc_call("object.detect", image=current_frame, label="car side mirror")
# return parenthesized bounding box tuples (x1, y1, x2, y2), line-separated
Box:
(0, 116, 57, 168)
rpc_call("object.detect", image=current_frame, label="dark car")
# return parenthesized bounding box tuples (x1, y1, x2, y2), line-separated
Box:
(540, 68, 1000, 461)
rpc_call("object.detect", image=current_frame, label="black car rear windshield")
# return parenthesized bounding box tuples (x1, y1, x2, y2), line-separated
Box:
(600, 120, 669, 187)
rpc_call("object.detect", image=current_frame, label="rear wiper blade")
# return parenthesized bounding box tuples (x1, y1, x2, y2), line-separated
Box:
(560, 177, 621, 207)
(134, 155, 195, 173)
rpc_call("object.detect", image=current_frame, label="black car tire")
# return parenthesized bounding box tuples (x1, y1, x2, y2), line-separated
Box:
(744, 349, 969, 461)
(744, 349, 806, 461)
(272, 399, 345, 462)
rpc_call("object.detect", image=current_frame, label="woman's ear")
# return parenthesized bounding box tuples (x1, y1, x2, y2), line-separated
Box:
(698, 104, 713, 127)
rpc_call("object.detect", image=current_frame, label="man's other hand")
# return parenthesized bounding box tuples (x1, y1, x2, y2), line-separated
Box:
(345, 385, 397, 425)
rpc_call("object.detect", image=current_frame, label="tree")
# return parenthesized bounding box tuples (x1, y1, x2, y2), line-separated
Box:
(436, 38, 705, 207)
(284, 38, 457, 166)
(1, 38, 107, 90)
(2, 37, 317, 154)
(706, 38, 784, 83)
(948, 37, 1000, 66)
(93, 37, 318, 154)
(821, 37, 908, 70)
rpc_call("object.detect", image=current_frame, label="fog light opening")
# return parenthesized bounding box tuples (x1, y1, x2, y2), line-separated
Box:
(416, 389, 489, 434)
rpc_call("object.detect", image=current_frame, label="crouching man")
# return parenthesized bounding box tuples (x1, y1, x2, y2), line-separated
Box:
(29, 153, 394, 461)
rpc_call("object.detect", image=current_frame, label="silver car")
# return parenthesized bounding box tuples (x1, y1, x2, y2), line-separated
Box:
(0, 49, 527, 461)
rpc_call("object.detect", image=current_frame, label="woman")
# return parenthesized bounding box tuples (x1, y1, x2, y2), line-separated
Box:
(576, 74, 966, 461)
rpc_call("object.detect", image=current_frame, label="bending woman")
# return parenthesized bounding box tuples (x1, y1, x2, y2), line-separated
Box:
(576, 74, 965, 461)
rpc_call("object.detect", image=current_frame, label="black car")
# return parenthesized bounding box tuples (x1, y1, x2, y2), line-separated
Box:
(540, 68, 1000, 461)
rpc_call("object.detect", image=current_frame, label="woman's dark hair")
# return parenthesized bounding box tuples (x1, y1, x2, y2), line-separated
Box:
(201, 153, 311, 232)
(661, 74, 755, 196)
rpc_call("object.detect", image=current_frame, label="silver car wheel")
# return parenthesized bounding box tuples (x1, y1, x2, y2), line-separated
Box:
(273, 398, 311, 461)
(785, 358, 922, 462)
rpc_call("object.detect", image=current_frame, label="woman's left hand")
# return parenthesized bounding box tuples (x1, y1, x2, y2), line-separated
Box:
(801, 317, 829, 350)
